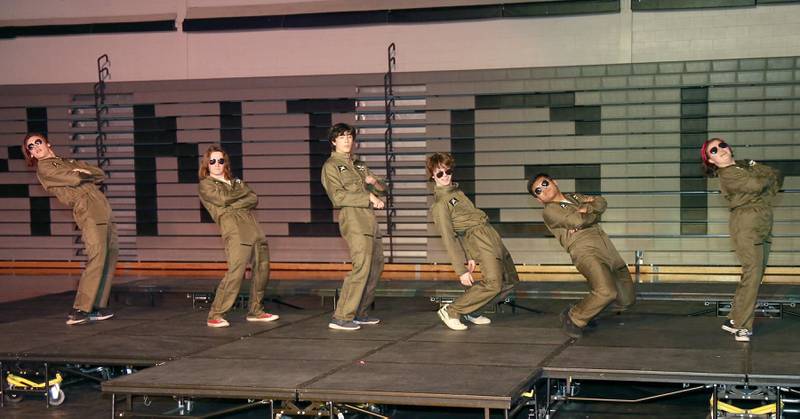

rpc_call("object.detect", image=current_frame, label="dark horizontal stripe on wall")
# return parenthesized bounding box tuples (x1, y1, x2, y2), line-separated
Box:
(0, 184, 28, 197)
(493, 222, 552, 238)
(184, 1, 619, 32)
(8, 146, 25, 160)
(288, 222, 340, 237)
(0, 20, 176, 39)
(632, 0, 754, 11)
(0, 159, 7, 172)
(476, 92, 575, 109)
(30, 196, 50, 236)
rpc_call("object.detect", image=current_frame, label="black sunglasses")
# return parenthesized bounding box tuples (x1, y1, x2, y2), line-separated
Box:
(209, 158, 225, 165)
(708, 142, 729, 155)
(26, 138, 43, 150)
(533, 179, 550, 196)
(435, 169, 453, 178)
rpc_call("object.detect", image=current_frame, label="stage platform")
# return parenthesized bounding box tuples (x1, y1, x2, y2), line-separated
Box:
(1, 284, 798, 417)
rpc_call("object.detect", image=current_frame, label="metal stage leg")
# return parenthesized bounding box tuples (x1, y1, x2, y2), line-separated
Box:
(44, 362, 50, 409)
(777, 386, 782, 419)
(484, 407, 490, 419)
(1, 361, 4, 408)
(711, 384, 718, 419)
(111, 393, 115, 419)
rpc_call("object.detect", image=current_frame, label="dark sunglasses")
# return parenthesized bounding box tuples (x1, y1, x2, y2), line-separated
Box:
(209, 158, 225, 165)
(435, 169, 453, 178)
(533, 179, 550, 196)
(26, 138, 43, 150)
(708, 142, 729, 155)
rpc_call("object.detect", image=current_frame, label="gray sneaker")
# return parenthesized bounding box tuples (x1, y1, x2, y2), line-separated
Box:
(328, 319, 361, 331)
(353, 316, 380, 325)
(560, 307, 583, 339)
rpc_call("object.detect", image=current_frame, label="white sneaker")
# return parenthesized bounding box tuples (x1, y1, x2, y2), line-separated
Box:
(437, 305, 467, 331)
(464, 314, 491, 325)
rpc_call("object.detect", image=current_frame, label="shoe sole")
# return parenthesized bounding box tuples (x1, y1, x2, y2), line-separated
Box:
(735, 336, 751, 342)
(353, 320, 380, 325)
(246, 315, 280, 322)
(328, 323, 360, 331)
(90, 314, 114, 321)
(207, 321, 230, 328)
(721, 324, 739, 334)
(66, 318, 89, 325)
(464, 316, 491, 325)
(438, 309, 467, 331)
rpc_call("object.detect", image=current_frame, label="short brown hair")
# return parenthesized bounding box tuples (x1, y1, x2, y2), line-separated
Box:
(22, 132, 49, 167)
(425, 152, 455, 180)
(700, 137, 729, 178)
(198, 145, 233, 180)
(327, 123, 356, 149)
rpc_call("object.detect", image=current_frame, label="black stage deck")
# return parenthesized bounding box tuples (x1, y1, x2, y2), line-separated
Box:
(1, 284, 799, 413)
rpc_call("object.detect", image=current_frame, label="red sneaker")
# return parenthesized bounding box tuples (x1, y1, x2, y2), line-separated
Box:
(206, 318, 230, 328)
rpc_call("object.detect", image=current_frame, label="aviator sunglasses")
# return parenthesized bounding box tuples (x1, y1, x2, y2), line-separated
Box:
(533, 179, 550, 196)
(708, 142, 729, 156)
(26, 138, 43, 150)
(209, 158, 225, 165)
(435, 169, 453, 178)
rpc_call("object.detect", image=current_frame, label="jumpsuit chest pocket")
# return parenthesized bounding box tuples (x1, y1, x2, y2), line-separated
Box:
(340, 170, 363, 191)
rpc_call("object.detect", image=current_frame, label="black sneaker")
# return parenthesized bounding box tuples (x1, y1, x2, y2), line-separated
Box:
(66, 309, 89, 325)
(559, 307, 583, 339)
(734, 329, 752, 342)
(586, 318, 598, 329)
(89, 308, 114, 321)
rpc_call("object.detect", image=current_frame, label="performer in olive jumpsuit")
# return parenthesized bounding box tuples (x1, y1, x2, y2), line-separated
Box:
(321, 123, 386, 331)
(701, 138, 783, 342)
(23, 133, 117, 325)
(529, 173, 635, 338)
(427, 153, 519, 331)
(199, 145, 279, 328)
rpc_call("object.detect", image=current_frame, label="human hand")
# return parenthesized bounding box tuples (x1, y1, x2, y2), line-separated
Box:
(459, 272, 474, 287)
(369, 193, 385, 209)
(365, 175, 377, 185)
(72, 168, 92, 175)
(467, 260, 476, 273)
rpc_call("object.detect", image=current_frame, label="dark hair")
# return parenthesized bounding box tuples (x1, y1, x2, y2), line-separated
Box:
(527, 173, 551, 196)
(700, 138, 730, 178)
(425, 152, 455, 180)
(22, 132, 50, 167)
(327, 123, 356, 149)
(199, 145, 233, 180)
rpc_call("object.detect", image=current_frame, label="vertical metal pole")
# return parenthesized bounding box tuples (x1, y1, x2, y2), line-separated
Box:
(267, 399, 273, 419)
(776, 386, 782, 419)
(44, 362, 50, 408)
(484, 407, 490, 419)
(111, 393, 116, 419)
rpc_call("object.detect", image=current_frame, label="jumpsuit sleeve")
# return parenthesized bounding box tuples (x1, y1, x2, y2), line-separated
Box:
(582, 195, 607, 215)
(543, 204, 600, 230)
(432, 202, 468, 276)
(74, 160, 107, 184)
(36, 161, 86, 188)
(321, 162, 370, 208)
(229, 182, 259, 210)
(364, 166, 387, 197)
(198, 179, 248, 208)
(720, 166, 774, 194)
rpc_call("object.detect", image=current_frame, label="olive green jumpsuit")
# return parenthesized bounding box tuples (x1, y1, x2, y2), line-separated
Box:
(199, 176, 271, 321)
(36, 157, 118, 313)
(542, 193, 635, 327)
(431, 183, 519, 318)
(717, 160, 783, 331)
(321, 152, 385, 322)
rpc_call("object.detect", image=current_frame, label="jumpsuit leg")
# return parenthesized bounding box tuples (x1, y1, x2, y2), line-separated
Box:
(334, 233, 374, 321)
(208, 238, 252, 320)
(570, 253, 618, 328)
(729, 209, 772, 331)
(356, 229, 383, 319)
(247, 239, 270, 317)
(447, 227, 503, 317)
(606, 237, 636, 310)
(93, 222, 119, 309)
(74, 222, 113, 313)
